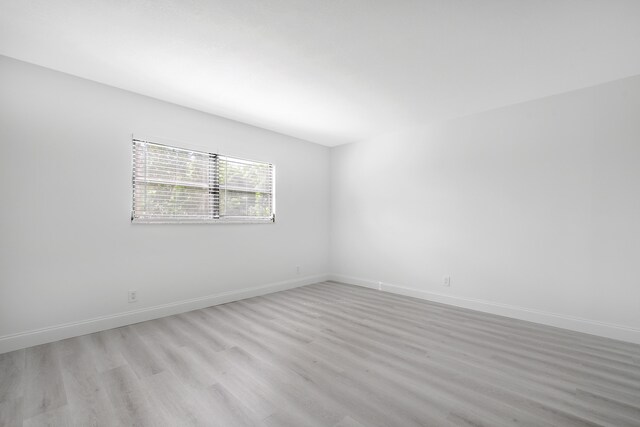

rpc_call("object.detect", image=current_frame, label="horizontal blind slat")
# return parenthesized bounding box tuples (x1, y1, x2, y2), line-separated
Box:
(132, 139, 274, 222)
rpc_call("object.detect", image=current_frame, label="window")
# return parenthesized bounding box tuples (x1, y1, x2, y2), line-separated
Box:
(132, 139, 275, 223)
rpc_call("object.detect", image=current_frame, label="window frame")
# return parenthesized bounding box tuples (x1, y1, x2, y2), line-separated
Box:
(131, 138, 276, 224)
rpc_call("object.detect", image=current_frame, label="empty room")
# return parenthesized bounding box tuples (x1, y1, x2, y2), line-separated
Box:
(1, 1, 639, 426)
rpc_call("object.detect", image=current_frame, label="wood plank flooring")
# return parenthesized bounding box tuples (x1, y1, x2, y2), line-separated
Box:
(1, 281, 639, 426)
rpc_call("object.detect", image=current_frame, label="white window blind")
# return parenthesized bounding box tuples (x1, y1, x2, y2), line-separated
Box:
(132, 139, 275, 223)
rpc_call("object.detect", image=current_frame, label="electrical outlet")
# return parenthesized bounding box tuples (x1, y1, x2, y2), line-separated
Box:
(443, 276, 451, 287)
(128, 290, 138, 303)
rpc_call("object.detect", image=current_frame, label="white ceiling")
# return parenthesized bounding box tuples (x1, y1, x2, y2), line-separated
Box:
(2, 1, 640, 146)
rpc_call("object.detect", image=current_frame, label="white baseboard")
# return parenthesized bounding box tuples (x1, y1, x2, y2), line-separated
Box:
(5, 272, 638, 353)
(0, 274, 329, 354)
(330, 274, 640, 345)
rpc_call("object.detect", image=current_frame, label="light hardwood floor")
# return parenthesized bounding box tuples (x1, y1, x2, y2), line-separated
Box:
(1, 281, 639, 426)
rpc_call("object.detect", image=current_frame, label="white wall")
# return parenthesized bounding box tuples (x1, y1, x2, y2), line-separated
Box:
(0, 56, 330, 352)
(330, 75, 640, 343)
(2, 53, 640, 352)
